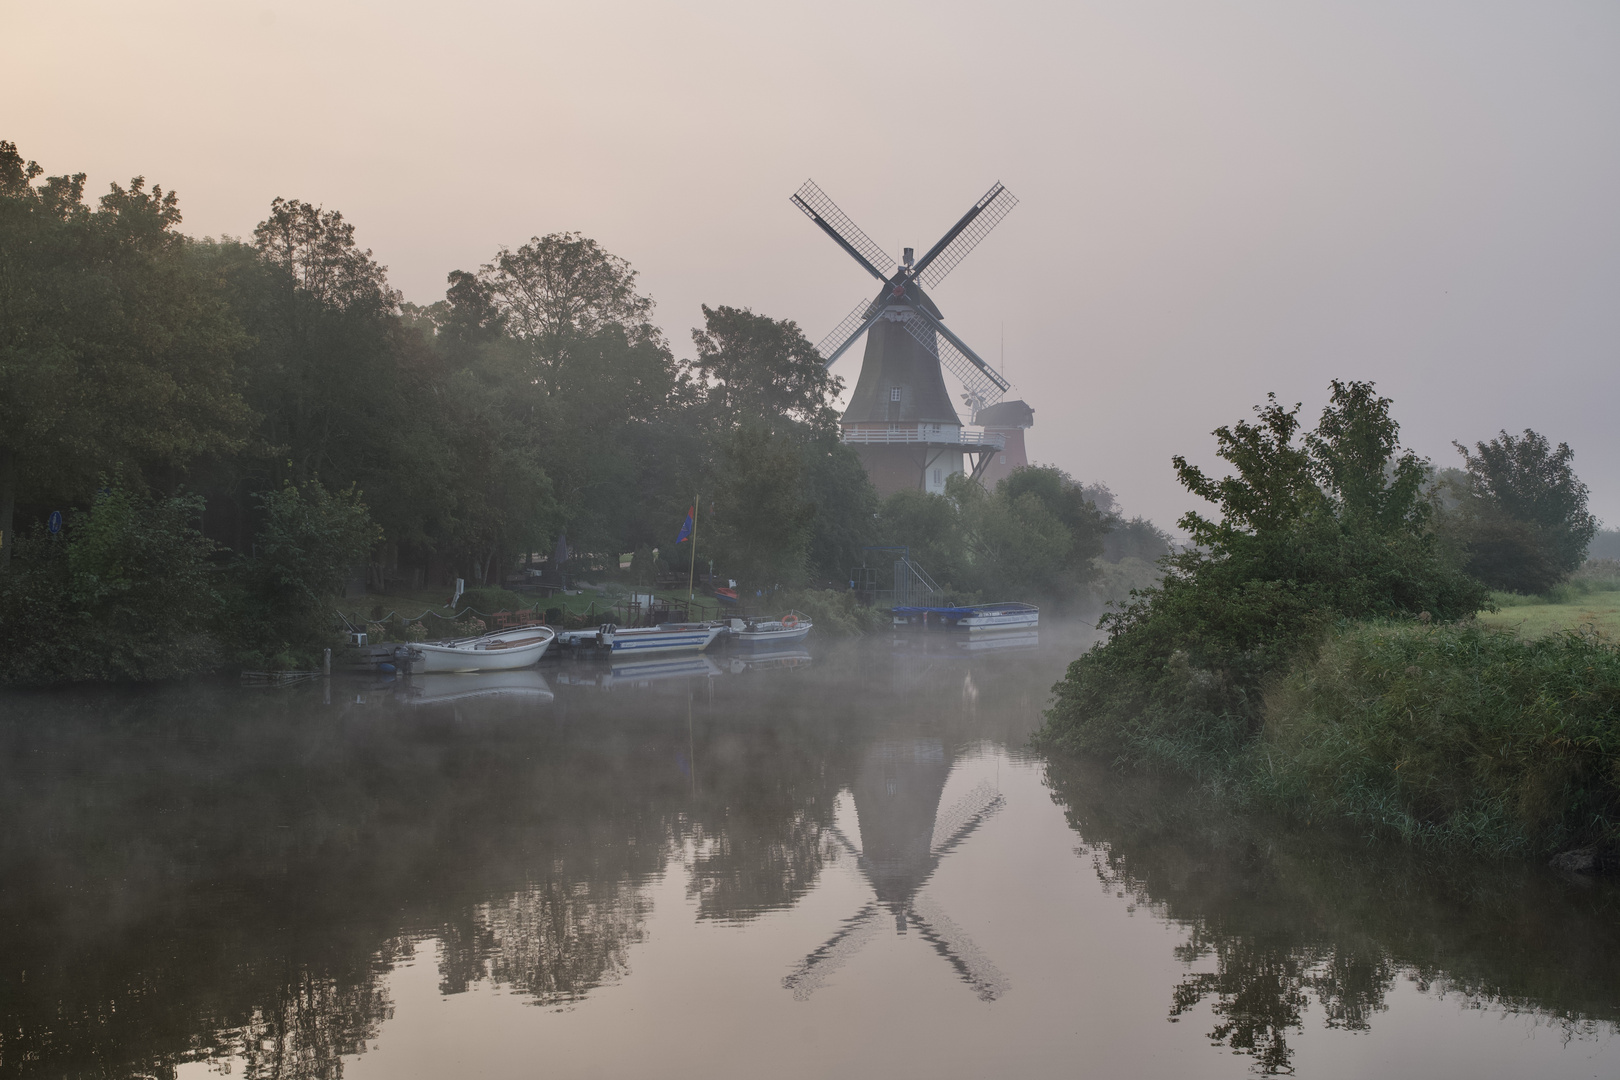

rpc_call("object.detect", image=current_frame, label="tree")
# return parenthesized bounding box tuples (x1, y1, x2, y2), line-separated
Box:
(708, 426, 816, 591)
(691, 305, 841, 435)
(689, 305, 873, 589)
(1045, 380, 1487, 759)
(0, 141, 250, 569)
(995, 466, 1110, 582)
(475, 232, 660, 360)
(233, 481, 381, 665)
(1446, 429, 1596, 593)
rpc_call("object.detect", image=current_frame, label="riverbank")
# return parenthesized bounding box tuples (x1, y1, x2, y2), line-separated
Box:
(1042, 618, 1620, 861)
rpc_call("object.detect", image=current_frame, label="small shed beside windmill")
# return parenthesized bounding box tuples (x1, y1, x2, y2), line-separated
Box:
(973, 398, 1034, 489)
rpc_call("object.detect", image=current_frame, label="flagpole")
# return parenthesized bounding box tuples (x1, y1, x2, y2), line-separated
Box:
(687, 495, 699, 602)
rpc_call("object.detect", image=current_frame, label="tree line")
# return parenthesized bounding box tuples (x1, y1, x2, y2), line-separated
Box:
(1041, 380, 1611, 860)
(0, 141, 1110, 683)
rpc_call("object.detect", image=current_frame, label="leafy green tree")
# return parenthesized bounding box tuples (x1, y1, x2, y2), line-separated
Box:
(0, 141, 250, 569)
(433, 235, 691, 571)
(232, 481, 381, 665)
(708, 426, 816, 591)
(993, 466, 1110, 588)
(475, 231, 661, 356)
(1045, 380, 1487, 760)
(689, 305, 873, 588)
(1444, 429, 1597, 594)
(799, 432, 879, 583)
(691, 305, 841, 435)
(877, 489, 970, 589)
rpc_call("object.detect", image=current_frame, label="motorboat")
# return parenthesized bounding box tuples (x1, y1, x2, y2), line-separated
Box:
(555, 622, 725, 656)
(407, 625, 555, 673)
(891, 602, 1039, 632)
(725, 611, 813, 646)
(605, 622, 725, 655)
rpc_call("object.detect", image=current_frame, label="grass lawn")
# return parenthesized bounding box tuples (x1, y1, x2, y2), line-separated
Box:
(1477, 593, 1620, 639)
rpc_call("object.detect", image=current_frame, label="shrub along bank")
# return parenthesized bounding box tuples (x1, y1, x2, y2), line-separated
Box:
(1038, 382, 1620, 859)
(1253, 621, 1620, 856)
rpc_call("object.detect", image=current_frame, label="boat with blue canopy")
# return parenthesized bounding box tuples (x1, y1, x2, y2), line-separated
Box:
(891, 602, 1039, 632)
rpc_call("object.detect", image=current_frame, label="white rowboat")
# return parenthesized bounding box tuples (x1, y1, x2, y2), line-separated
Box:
(408, 626, 556, 673)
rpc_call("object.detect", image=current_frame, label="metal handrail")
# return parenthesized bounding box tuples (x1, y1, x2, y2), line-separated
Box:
(840, 427, 1006, 448)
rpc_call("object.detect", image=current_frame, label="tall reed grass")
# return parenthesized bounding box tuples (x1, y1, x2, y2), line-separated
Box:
(1253, 622, 1620, 854)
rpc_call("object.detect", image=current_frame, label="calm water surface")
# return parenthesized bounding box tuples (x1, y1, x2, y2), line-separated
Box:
(3, 626, 1618, 1078)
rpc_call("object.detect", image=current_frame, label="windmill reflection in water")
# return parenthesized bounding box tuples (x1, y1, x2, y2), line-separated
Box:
(784, 736, 1008, 1002)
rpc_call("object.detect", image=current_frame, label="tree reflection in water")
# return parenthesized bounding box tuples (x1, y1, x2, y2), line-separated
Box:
(5, 636, 1618, 1079)
(1049, 756, 1620, 1075)
(437, 878, 651, 1006)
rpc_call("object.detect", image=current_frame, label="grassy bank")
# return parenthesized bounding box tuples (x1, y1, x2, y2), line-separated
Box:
(1044, 619, 1620, 858)
(336, 584, 890, 640)
(1476, 560, 1620, 639)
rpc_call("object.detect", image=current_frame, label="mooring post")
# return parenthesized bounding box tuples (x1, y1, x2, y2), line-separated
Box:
(323, 647, 331, 677)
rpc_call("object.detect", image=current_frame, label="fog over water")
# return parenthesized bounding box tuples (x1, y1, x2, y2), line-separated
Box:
(6, 1, 1618, 529)
(3, 629, 1618, 1078)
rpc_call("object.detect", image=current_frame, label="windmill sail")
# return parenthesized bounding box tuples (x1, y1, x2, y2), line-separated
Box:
(899, 313, 1009, 410)
(914, 182, 1019, 289)
(791, 180, 895, 282)
(815, 294, 884, 365)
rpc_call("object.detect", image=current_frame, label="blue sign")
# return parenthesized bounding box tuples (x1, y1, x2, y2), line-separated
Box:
(47, 511, 62, 535)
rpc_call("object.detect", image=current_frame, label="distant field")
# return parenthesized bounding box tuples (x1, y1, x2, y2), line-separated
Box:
(1477, 595, 1620, 639)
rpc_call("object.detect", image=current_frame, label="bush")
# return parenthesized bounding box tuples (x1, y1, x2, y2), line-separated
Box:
(771, 588, 887, 636)
(0, 487, 225, 685)
(1255, 621, 1620, 855)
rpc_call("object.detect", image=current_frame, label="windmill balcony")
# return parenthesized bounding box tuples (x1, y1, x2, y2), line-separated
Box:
(841, 425, 1006, 449)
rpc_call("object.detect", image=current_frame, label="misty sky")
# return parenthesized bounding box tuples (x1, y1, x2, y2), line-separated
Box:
(6, 1, 1617, 533)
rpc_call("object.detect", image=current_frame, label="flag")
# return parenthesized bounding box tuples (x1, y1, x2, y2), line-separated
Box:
(675, 506, 694, 544)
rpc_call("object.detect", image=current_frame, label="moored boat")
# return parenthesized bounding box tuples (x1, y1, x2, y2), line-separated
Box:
(891, 602, 1039, 632)
(555, 622, 725, 656)
(606, 622, 725, 654)
(726, 611, 813, 646)
(407, 625, 556, 673)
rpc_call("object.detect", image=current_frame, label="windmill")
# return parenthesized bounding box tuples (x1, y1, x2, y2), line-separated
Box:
(783, 738, 1009, 1002)
(791, 179, 1023, 497)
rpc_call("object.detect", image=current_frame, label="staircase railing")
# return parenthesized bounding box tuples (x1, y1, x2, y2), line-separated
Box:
(893, 557, 944, 607)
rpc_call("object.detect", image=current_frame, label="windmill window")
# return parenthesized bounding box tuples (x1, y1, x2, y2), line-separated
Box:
(1000, 454, 1006, 464)
(889, 387, 901, 402)
(933, 468, 942, 485)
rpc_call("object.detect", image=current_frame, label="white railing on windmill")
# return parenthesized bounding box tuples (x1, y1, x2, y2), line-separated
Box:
(792, 178, 1018, 420)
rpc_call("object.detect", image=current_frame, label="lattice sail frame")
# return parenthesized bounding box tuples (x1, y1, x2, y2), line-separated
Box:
(899, 313, 1008, 411)
(916, 183, 1019, 289)
(791, 180, 894, 278)
(814, 295, 883, 362)
(794, 178, 1020, 414)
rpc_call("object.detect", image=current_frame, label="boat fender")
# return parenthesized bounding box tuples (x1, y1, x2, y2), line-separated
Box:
(781, 614, 799, 629)
(377, 662, 396, 674)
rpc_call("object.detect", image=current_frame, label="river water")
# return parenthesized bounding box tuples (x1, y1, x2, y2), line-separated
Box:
(2, 625, 1618, 1079)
